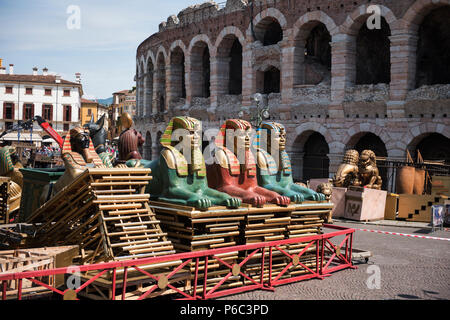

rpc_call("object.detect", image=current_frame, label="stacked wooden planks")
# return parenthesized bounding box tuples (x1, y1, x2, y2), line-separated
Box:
(241, 204, 292, 284)
(26, 168, 182, 278)
(149, 201, 248, 293)
(0, 177, 9, 224)
(242, 202, 332, 284)
(0, 246, 78, 299)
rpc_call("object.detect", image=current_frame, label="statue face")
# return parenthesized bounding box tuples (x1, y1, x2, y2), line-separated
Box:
(271, 128, 286, 152)
(234, 128, 251, 151)
(359, 151, 372, 166)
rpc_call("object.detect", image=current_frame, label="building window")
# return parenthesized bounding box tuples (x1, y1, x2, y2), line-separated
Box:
(25, 87, 33, 95)
(64, 123, 70, 132)
(87, 108, 92, 116)
(45, 88, 52, 96)
(23, 104, 34, 120)
(3, 103, 14, 120)
(63, 89, 71, 97)
(64, 105, 72, 122)
(5, 122, 13, 130)
(43, 104, 53, 121)
(5, 86, 13, 94)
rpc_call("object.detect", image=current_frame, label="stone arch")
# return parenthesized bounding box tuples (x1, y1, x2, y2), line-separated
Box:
(255, 64, 280, 94)
(169, 40, 187, 55)
(246, 7, 287, 39)
(155, 45, 168, 65)
(214, 29, 244, 96)
(188, 34, 214, 56)
(404, 121, 450, 157)
(213, 26, 246, 56)
(293, 11, 339, 40)
(342, 123, 391, 154)
(155, 51, 167, 113)
(137, 59, 145, 117)
(293, 11, 337, 86)
(340, 4, 397, 36)
(246, 7, 287, 44)
(292, 122, 333, 152)
(402, 0, 450, 32)
(169, 41, 187, 105)
(145, 50, 156, 74)
(407, 132, 450, 164)
(290, 125, 332, 181)
(188, 35, 212, 98)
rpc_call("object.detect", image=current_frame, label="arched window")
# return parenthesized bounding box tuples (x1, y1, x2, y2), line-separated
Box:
(416, 7, 450, 87)
(190, 41, 211, 98)
(356, 17, 391, 85)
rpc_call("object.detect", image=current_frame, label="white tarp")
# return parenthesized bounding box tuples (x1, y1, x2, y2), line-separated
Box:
(0, 132, 43, 142)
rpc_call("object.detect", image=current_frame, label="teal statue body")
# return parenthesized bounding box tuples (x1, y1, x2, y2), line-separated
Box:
(127, 117, 241, 210)
(256, 122, 325, 202)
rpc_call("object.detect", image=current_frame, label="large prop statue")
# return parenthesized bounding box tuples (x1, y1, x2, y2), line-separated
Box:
(0, 146, 23, 214)
(118, 113, 144, 162)
(127, 117, 241, 210)
(84, 114, 114, 167)
(44, 127, 109, 200)
(207, 119, 290, 207)
(255, 122, 325, 202)
(332, 149, 382, 190)
(358, 150, 382, 190)
(332, 149, 360, 188)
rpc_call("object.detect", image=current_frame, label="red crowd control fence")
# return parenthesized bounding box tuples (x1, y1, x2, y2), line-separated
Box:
(0, 224, 356, 300)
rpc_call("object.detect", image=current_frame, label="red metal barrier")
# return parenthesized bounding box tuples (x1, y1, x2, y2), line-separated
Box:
(320, 224, 358, 276)
(0, 226, 356, 300)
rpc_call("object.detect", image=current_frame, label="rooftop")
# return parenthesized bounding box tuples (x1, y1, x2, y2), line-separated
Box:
(0, 74, 81, 86)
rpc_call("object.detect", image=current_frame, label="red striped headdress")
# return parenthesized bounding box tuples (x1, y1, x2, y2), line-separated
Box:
(215, 119, 256, 176)
(62, 127, 104, 167)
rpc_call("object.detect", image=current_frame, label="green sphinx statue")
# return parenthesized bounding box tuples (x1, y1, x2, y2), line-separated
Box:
(255, 122, 326, 202)
(127, 116, 241, 210)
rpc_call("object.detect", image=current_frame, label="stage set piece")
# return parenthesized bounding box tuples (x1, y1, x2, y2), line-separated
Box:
(0, 113, 359, 300)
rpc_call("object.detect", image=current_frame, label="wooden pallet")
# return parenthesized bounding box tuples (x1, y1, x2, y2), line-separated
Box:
(149, 201, 248, 288)
(287, 202, 333, 254)
(241, 202, 330, 281)
(0, 246, 78, 299)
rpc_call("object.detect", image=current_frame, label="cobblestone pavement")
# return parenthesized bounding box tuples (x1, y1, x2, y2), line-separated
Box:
(219, 221, 450, 300)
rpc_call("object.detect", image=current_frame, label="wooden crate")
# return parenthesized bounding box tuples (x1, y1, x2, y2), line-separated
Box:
(25, 168, 193, 299)
(0, 245, 78, 299)
(149, 201, 248, 289)
(397, 194, 448, 222)
(27, 169, 178, 268)
(241, 202, 330, 280)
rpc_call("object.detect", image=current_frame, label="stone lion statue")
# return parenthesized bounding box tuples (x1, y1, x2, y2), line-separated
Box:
(316, 181, 333, 201)
(316, 180, 333, 223)
(358, 150, 382, 190)
(332, 149, 360, 188)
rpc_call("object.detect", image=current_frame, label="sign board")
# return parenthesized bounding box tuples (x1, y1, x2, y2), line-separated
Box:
(431, 205, 444, 232)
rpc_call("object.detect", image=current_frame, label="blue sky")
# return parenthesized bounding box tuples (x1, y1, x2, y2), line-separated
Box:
(0, 0, 200, 99)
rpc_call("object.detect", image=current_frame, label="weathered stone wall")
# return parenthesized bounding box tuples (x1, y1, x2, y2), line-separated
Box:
(134, 0, 450, 182)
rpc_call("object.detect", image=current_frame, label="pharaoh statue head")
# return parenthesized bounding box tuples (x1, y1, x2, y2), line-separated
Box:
(161, 116, 203, 174)
(259, 122, 286, 153)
